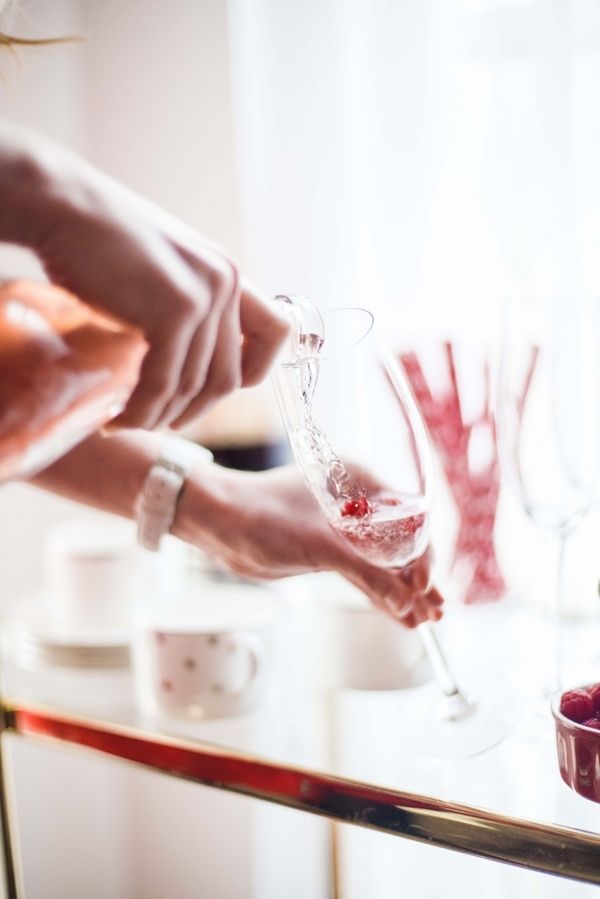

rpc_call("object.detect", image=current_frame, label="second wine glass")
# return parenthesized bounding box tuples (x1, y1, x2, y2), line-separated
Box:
(496, 295, 600, 696)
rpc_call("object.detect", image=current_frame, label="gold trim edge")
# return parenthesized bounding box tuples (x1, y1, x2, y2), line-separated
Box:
(3, 699, 599, 885)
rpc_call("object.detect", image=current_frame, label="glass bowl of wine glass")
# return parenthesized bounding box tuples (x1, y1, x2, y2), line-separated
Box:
(274, 302, 430, 567)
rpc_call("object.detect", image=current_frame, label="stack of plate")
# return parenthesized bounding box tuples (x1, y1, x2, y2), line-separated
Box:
(5, 594, 130, 670)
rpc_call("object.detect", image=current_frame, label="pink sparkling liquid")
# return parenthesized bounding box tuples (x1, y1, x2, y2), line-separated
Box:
(334, 494, 428, 567)
(293, 333, 427, 566)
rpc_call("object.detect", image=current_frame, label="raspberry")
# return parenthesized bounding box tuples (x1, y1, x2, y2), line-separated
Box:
(581, 717, 600, 730)
(560, 689, 595, 723)
(341, 497, 372, 518)
(587, 683, 600, 714)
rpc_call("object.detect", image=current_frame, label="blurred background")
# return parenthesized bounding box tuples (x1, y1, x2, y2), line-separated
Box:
(2, 1, 600, 897)
(2, 0, 600, 629)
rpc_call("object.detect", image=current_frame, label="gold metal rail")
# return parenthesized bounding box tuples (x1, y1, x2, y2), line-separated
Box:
(1, 698, 599, 895)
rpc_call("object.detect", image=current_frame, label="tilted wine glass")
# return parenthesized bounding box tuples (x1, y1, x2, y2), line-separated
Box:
(272, 295, 517, 757)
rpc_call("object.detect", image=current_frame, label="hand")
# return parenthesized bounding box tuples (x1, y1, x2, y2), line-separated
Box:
(176, 464, 444, 628)
(2, 126, 289, 431)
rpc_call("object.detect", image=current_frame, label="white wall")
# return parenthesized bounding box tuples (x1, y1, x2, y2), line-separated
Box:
(81, 0, 241, 252)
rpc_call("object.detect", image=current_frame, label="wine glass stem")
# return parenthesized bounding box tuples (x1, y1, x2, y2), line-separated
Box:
(417, 621, 462, 697)
(550, 530, 568, 695)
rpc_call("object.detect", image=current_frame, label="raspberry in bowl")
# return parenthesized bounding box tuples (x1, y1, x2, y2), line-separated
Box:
(552, 683, 600, 802)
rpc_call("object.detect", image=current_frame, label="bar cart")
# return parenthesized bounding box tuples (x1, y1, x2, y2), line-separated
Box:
(0, 596, 599, 898)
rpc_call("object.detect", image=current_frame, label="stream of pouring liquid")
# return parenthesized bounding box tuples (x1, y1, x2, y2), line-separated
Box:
(295, 332, 360, 503)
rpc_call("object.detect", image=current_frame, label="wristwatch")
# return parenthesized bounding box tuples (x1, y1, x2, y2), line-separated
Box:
(134, 436, 213, 552)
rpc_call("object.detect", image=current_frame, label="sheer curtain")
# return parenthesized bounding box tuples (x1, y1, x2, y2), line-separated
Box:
(229, 0, 600, 335)
(227, 7, 600, 895)
(228, 0, 600, 608)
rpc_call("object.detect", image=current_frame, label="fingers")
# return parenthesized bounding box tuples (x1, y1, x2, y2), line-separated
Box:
(401, 589, 444, 628)
(153, 253, 240, 429)
(109, 244, 286, 431)
(336, 557, 415, 622)
(170, 296, 243, 429)
(154, 314, 220, 428)
(333, 542, 444, 630)
(163, 270, 288, 429)
(134, 260, 284, 431)
(111, 323, 194, 430)
(397, 547, 432, 593)
(239, 283, 291, 386)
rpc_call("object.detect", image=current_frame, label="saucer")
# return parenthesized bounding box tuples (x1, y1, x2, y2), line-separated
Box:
(5, 592, 130, 669)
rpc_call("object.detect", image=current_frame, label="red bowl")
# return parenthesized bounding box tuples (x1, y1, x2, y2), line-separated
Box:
(552, 686, 600, 803)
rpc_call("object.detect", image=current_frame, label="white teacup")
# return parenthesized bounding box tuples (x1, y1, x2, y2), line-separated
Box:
(314, 574, 430, 690)
(44, 517, 143, 635)
(132, 585, 279, 720)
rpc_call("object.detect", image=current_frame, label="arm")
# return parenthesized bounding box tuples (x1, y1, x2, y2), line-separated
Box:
(0, 120, 288, 431)
(29, 433, 443, 629)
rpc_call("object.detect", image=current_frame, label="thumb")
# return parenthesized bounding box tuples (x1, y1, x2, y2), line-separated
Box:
(239, 285, 290, 386)
(334, 554, 416, 622)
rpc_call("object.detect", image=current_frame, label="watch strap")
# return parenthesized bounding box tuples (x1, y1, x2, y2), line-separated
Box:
(135, 437, 213, 552)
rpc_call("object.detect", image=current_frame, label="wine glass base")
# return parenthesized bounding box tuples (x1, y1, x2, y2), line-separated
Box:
(400, 672, 521, 759)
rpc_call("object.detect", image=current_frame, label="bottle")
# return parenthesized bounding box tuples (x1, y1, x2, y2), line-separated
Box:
(0, 279, 147, 481)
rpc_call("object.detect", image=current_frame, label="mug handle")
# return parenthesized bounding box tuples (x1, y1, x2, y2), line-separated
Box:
(228, 633, 266, 699)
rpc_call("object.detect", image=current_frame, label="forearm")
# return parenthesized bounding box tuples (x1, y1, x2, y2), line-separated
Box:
(28, 430, 162, 519)
(0, 120, 106, 254)
(28, 430, 251, 583)
(0, 121, 58, 247)
(27, 429, 213, 530)
(0, 119, 197, 256)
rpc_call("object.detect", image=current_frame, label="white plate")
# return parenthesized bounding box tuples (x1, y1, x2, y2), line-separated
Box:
(4, 591, 130, 669)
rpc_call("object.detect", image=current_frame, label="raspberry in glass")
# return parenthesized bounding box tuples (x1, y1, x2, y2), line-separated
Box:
(341, 497, 372, 518)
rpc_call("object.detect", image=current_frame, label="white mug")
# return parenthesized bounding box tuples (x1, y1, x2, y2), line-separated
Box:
(44, 517, 143, 634)
(314, 574, 430, 691)
(132, 584, 279, 720)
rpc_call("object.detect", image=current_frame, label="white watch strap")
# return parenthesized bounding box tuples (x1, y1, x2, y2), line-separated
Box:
(135, 437, 213, 552)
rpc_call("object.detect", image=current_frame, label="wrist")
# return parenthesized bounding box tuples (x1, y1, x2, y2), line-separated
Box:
(172, 461, 233, 550)
(134, 437, 213, 552)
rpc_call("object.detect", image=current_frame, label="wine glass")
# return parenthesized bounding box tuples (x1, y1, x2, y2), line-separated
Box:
(496, 295, 600, 696)
(272, 295, 517, 757)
